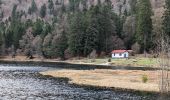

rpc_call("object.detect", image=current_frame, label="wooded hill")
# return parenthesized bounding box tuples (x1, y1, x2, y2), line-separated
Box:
(0, 0, 168, 59)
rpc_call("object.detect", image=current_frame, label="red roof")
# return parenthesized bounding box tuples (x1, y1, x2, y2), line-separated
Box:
(112, 50, 128, 53)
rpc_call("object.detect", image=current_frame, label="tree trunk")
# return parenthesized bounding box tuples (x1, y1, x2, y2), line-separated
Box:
(144, 33, 146, 57)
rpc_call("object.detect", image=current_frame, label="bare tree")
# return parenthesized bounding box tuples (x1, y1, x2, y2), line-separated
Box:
(157, 33, 170, 94)
(19, 28, 34, 58)
(32, 35, 43, 57)
(131, 42, 141, 54)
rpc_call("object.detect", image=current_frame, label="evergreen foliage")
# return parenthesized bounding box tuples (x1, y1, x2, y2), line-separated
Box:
(162, 0, 170, 37)
(0, 0, 159, 58)
(69, 12, 86, 56)
(40, 4, 47, 18)
(69, 2, 118, 56)
(5, 5, 26, 49)
(57, 30, 68, 59)
(136, 0, 153, 52)
(48, 0, 54, 14)
(28, 0, 37, 15)
(129, 0, 137, 15)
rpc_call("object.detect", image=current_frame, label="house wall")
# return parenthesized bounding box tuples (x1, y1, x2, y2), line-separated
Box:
(112, 52, 129, 58)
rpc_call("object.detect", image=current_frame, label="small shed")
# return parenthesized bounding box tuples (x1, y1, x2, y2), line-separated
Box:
(111, 50, 129, 58)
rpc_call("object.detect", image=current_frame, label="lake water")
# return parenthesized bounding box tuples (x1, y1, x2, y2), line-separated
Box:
(0, 63, 159, 100)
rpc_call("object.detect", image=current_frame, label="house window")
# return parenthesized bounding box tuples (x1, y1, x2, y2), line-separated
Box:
(119, 53, 122, 56)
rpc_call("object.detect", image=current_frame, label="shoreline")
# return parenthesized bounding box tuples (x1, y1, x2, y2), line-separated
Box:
(0, 56, 162, 93)
(40, 69, 161, 93)
(45, 75, 159, 94)
(0, 56, 160, 70)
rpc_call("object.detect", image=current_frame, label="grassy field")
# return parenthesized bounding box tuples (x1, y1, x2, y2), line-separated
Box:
(0, 56, 159, 68)
(110, 57, 158, 67)
(68, 57, 158, 67)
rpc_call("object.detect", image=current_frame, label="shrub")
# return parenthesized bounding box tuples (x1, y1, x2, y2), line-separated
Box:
(132, 42, 141, 54)
(142, 74, 148, 83)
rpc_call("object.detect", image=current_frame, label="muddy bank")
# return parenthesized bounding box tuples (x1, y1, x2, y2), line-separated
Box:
(40, 69, 161, 92)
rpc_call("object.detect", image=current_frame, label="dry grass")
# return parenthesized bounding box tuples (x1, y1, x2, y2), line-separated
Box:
(40, 69, 161, 92)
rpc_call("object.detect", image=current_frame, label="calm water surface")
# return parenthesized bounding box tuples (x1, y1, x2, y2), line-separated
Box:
(0, 64, 159, 100)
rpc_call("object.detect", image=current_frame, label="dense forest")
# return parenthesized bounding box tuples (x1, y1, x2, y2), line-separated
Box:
(0, 0, 168, 59)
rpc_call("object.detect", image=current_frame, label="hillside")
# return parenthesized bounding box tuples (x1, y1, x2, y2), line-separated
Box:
(0, 0, 166, 59)
(0, 0, 164, 19)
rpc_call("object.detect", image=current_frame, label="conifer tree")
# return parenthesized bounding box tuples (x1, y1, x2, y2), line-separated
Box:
(48, 0, 54, 15)
(28, 0, 37, 14)
(31, 0, 37, 12)
(33, 19, 44, 36)
(0, 0, 2, 5)
(57, 30, 68, 60)
(129, 0, 137, 15)
(9, 5, 25, 49)
(68, 12, 88, 56)
(162, 0, 170, 37)
(84, 19, 98, 56)
(136, 0, 152, 52)
(40, 4, 46, 18)
(98, 1, 116, 53)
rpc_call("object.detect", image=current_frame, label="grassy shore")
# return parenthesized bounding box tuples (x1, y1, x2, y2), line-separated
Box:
(67, 57, 158, 67)
(0, 56, 158, 68)
(40, 69, 160, 92)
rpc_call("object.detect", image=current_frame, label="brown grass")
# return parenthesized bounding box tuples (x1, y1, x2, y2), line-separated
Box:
(40, 69, 161, 92)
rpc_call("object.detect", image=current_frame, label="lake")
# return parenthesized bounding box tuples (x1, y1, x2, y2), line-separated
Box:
(0, 63, 160, 100)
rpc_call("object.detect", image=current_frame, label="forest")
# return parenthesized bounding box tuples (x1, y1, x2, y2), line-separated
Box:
(0, 0, 169, 59)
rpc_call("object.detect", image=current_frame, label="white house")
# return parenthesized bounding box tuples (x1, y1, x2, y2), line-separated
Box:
(111, 50, 129, 58)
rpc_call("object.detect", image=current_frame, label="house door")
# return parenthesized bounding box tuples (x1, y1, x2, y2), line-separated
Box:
(124, 54, 127, 58)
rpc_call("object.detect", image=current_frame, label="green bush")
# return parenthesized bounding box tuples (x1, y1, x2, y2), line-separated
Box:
(142, 75, 148, 83)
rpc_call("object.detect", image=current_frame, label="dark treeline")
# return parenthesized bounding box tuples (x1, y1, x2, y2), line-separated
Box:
(0, 0, 168, 59)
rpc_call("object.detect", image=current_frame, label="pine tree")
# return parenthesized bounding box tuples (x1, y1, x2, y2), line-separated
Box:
(48, 0, 54, 15)
(12, 21, 25, 49)
(28, 0, 37, 14)
(61, 3, 66, 12)
(68, 12, 87, 56)
(69, 0, 75, 12)
(10, 5, 25, 49)
(33, 19, 44, 36)
(0, 0, 2, 5)
(69, 0, 80, 12)
(57, 30, 68, 60)
(82, 6, 100, 55)
(136, 0, 153, 53)
(162, 0, 170, 37)
(11, 4, 17, 20)
(84, 19, 98, 56)
(0, 23, 4, 48)
(97, 2, 116, 53)
(55, 0, 60, 5)
(129, 0, 137, 15)
(31, 0, 37, 12)
(41, 22, 52, 38)
(40, 4, 46, 18)
(28, 7, 32, 15)
(0, 32, 3, 46)
(0, 16, 4, 47)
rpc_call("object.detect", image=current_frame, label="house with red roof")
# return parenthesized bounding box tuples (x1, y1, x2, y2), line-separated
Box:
(111, 50, 129, 58)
